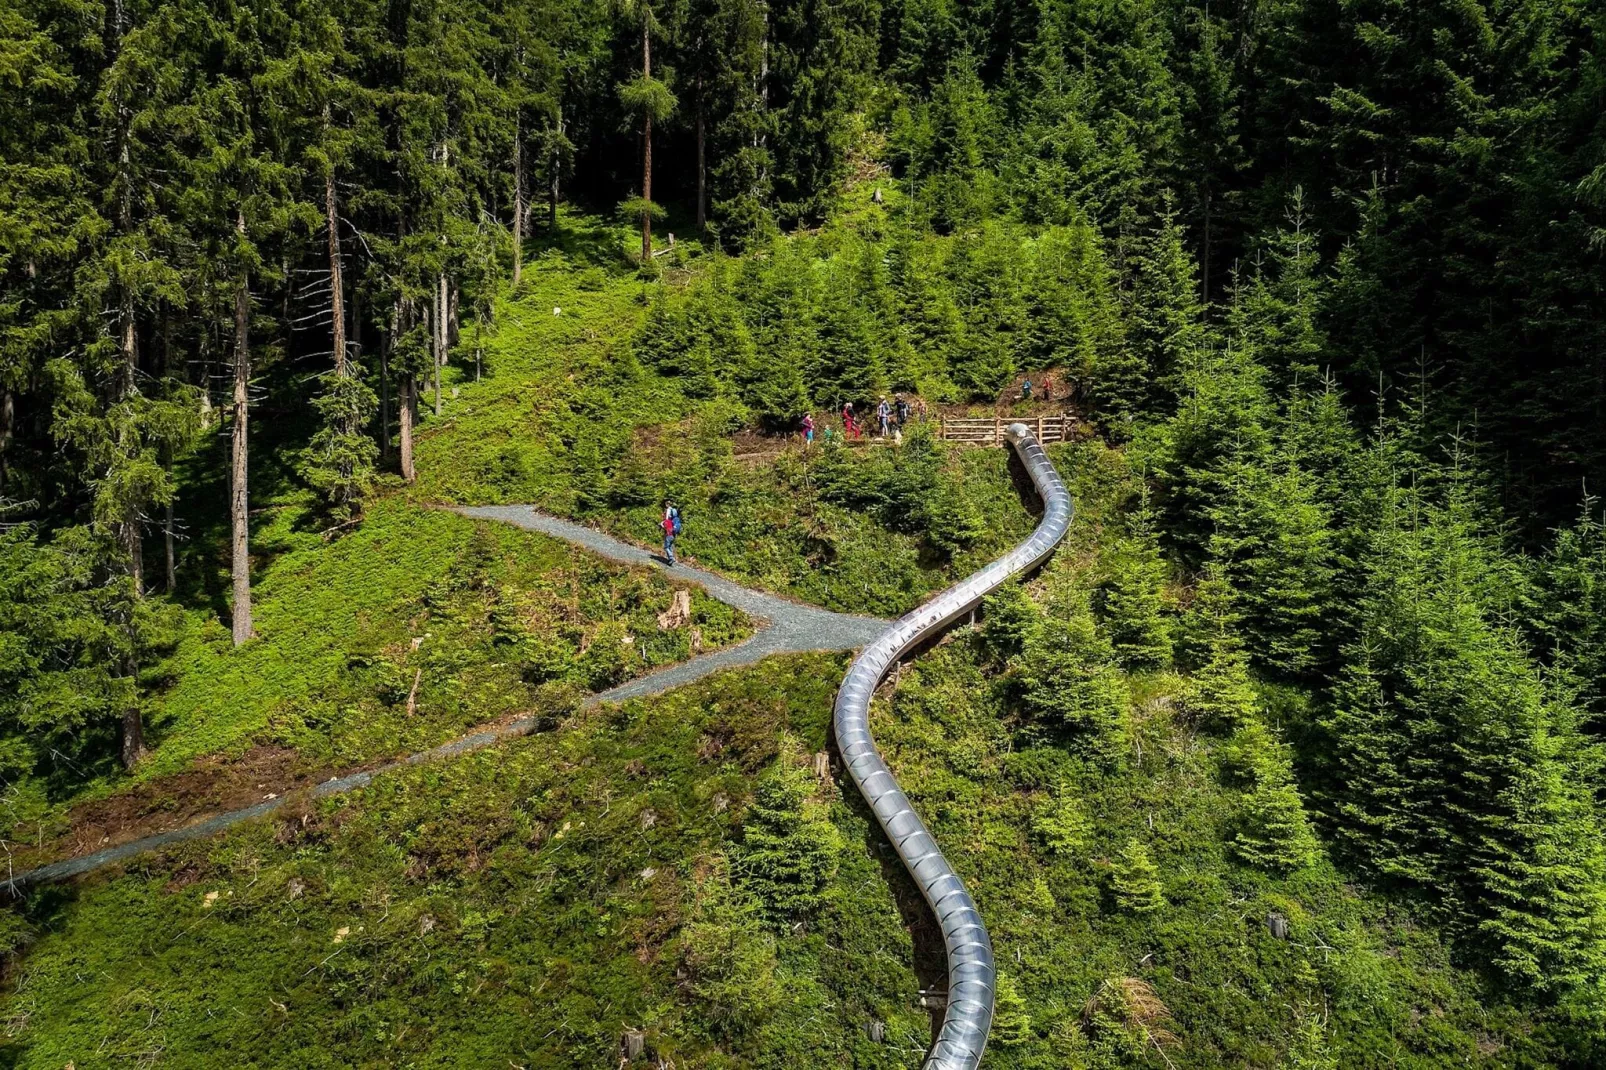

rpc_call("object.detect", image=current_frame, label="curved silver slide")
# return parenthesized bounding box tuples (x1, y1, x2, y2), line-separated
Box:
(834, 423, 1073, 1070)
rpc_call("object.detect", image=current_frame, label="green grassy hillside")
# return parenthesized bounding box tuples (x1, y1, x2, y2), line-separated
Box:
(0, 612, 1556, 1068)
(409, 227, 1050, 618)
(4, 487, 749, 869)
(1, 222, 1595, 1068)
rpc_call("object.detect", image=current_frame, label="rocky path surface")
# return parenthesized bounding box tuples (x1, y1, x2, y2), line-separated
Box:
(8, 508, 888, 891)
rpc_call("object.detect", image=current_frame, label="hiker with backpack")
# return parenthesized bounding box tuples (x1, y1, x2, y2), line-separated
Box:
(801, 412, 815, 446)
(662, 499, 682, 566)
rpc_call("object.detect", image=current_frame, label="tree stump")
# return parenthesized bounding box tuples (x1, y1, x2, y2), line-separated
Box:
(657, 588, 693, 630)
(1267, 912, 1290, 940)
(865, 1019, 887, 1043)
(621, 1029, 646, 1061)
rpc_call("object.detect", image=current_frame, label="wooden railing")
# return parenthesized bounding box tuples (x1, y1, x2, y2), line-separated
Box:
(937, 414, 1075, 446)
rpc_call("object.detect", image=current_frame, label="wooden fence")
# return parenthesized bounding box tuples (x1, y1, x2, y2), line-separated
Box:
(937, 414, 1075, 447)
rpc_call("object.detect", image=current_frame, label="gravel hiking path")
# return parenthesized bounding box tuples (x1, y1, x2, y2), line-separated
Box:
(8, 508, 888, 891)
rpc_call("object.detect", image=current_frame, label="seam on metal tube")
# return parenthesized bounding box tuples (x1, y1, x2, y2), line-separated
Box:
(832, 424, 1073, 1070)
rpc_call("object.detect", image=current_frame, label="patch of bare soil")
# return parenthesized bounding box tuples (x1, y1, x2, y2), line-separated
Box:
(934, 367, 1089, 417)
(8, 747, 341, 873)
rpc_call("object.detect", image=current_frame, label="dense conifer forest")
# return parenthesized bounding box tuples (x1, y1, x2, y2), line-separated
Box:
(3, 1, 1606, 1066)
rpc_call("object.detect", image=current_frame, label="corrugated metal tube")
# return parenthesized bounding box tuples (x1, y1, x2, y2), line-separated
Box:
(833, 424, 1073, 1070)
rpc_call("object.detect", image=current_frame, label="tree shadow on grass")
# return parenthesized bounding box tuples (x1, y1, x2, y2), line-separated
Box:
(524, 211, 634, 271)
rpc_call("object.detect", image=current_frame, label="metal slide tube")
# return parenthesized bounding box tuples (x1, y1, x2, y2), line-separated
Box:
(833, 424, 1073, 1070)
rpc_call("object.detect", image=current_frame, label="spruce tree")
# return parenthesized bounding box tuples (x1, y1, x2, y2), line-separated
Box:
(1234, 189, 1326, 387)
(1095, 496, 1173, 670)
(1023, 217, 1124, 382)
(0, 525, 176, 783)
(1154, 326, 1275, 561)
(1015, 595, 1132, 764)
(736, 745, 843, 926)
(1324, 480, 1606, 994)
(1179, 567, 1258, 732)
(1536, 500, 1606, 728)
(1282, 1010, 1338, 1070)
(991, 972, 1033, 1047)
(766, 0, 880, 224)
(1111, 838, 1164, 915)
(1032, 784, 1093, 858)
(889, 237, 967, 398)
(945, 225, 1025, 397)
(809, 254, 886, 406)
(1206, 454, 1334, 679)
(1229, 729, 1321, 874)
(680, 856, 783, 1041)
(1117, 208, 1203, 416)
(612, 1, 676, 261)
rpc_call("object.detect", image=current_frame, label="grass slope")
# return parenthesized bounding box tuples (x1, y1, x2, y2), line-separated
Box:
(0, 214, 1578, 1069)
(5, 495, 749, 861)
(0, 641, 1551, 1068)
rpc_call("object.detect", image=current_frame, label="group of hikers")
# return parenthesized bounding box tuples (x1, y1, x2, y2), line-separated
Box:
(800, 394, 929, 447)
(797, 375, 1062, 448)
(666, 376, 1062, 565)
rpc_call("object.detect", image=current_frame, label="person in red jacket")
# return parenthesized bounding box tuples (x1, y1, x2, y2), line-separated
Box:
(661, 510, 677, 566)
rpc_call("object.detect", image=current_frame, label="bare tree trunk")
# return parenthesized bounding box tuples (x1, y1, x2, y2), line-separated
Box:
(549, 116, 562, 233)
(120, 323, 143, 595)
(117, 123, 144, 595)
(433, 275, 445, 416)
(381, 299, 396, 463)
(326, 157, 347, 379)
(1201, 186, 1212, 308)
(433, 137, 448, 417)
(199, 332, 214, 430)
(160, 298, 174, 593)
(695, 87, 706, 234)
(121, 696, 143, 769)
(0, 387, 12, 493)
(112, 0, 146, 769)
(513, 113, 524, 287)
(399, 376, 417, 483)
(164, 497, 176, 593)
(641, 17, 653, 263)
(351, 285, 362, 363)
(757, 5, 769, 185)
(230, 209, 253, 648)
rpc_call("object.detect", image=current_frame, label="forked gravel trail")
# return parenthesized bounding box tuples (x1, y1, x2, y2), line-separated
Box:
(8, 508, 889, 890)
